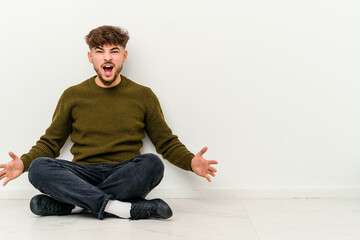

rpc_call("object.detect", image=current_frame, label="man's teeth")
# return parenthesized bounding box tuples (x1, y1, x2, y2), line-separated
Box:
(103, 66, 113, 70)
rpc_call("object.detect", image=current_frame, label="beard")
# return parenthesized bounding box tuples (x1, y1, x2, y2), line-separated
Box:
(95, 64, 123, 87)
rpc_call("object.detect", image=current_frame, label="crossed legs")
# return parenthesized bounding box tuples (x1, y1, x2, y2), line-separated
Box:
(28, 154, 165, 219)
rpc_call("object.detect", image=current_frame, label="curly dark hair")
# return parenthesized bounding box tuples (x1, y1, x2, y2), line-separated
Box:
(85, 25, 130, 49)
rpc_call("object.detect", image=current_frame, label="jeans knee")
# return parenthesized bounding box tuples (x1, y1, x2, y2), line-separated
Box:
(28, 157, 53, 185)
(141, 154, 164, 181)
(145, 153, 164, 172)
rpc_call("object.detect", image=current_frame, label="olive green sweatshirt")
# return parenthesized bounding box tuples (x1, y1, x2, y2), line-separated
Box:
(20, 75, 194, 172)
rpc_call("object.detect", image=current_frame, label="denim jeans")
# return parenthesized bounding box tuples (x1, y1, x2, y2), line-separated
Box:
(28, 153, 164, 219)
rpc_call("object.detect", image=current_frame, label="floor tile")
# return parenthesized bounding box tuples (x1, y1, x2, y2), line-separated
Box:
(0, 198, 259, 240)
(242, 199, 360, 240)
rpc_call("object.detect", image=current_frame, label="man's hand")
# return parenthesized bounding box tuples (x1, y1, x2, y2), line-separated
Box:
(0, 152, 24, 186)
(191, 147, 218, 182)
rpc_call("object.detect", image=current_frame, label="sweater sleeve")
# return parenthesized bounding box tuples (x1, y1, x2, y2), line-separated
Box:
(144, 89, 194, 171)
(20, 91, 72, 172)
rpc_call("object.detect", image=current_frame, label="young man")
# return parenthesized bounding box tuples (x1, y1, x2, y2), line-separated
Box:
(0, 25, 218, 220)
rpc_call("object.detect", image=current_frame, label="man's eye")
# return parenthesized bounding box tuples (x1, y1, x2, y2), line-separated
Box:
(112, 51, 119, 54)
(96, 51, 103, 53)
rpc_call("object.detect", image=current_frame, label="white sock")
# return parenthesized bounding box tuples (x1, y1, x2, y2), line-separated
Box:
(104, 200, 131, 219)
(71, 206, 84, 214)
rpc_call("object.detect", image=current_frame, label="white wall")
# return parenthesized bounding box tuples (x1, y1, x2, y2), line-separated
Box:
(1, 0, 360, 198)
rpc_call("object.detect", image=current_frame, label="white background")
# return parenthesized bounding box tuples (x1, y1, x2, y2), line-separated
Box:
(0, 0, 359, 198)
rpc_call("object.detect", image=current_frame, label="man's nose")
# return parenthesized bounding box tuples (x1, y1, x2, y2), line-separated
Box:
(104, 52, 112, 61)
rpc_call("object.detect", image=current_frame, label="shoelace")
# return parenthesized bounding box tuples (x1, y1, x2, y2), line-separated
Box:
(131, 201, 158, 219)
(40, 198, 64, 214)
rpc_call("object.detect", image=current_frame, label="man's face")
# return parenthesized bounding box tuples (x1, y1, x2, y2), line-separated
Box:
(88, 44, 128, 87)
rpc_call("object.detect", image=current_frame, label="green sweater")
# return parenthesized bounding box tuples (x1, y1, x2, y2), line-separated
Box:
(21, 75, 194, 172)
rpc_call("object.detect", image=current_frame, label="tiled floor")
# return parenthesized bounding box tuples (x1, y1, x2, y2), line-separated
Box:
(1, 198, 360, 240)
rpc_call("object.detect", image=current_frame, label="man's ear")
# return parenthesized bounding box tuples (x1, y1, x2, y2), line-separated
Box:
(123, 50, 128, 63)
(88, 51, 93, 63)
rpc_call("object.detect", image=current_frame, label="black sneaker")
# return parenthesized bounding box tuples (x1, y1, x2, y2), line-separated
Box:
(30, 194, 74, 216)
(130, 198, 173, 220)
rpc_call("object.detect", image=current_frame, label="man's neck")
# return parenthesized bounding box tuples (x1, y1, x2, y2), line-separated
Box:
(95, 75, 121, 88)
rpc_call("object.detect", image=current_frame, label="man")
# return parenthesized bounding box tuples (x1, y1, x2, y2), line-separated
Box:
(0, 25, 218, 220)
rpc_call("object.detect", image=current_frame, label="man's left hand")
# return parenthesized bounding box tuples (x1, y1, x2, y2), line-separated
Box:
(191, 147, 218, 182)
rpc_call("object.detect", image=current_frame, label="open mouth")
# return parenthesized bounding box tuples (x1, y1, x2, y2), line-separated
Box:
(102, 65, 114, 77)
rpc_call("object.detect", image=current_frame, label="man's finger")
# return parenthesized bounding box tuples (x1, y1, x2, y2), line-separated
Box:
(198, 147, 208, 156)
(0, 173, 6, 180)
(3, 178, 10, 186)
(8, 152, 18, 160)
(205, 175, 211, 182)
(208, 160, 218, 165)
(209, 167, 217, 173)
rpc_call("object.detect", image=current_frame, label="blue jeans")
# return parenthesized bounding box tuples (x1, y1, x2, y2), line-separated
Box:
(28, 153, 164, 219)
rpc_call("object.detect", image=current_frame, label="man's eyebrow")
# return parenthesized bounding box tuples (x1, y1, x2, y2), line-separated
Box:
(94, 47, 120, 51)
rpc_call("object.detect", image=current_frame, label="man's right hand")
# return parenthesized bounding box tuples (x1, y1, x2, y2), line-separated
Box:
(0, 152, 24, 186)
